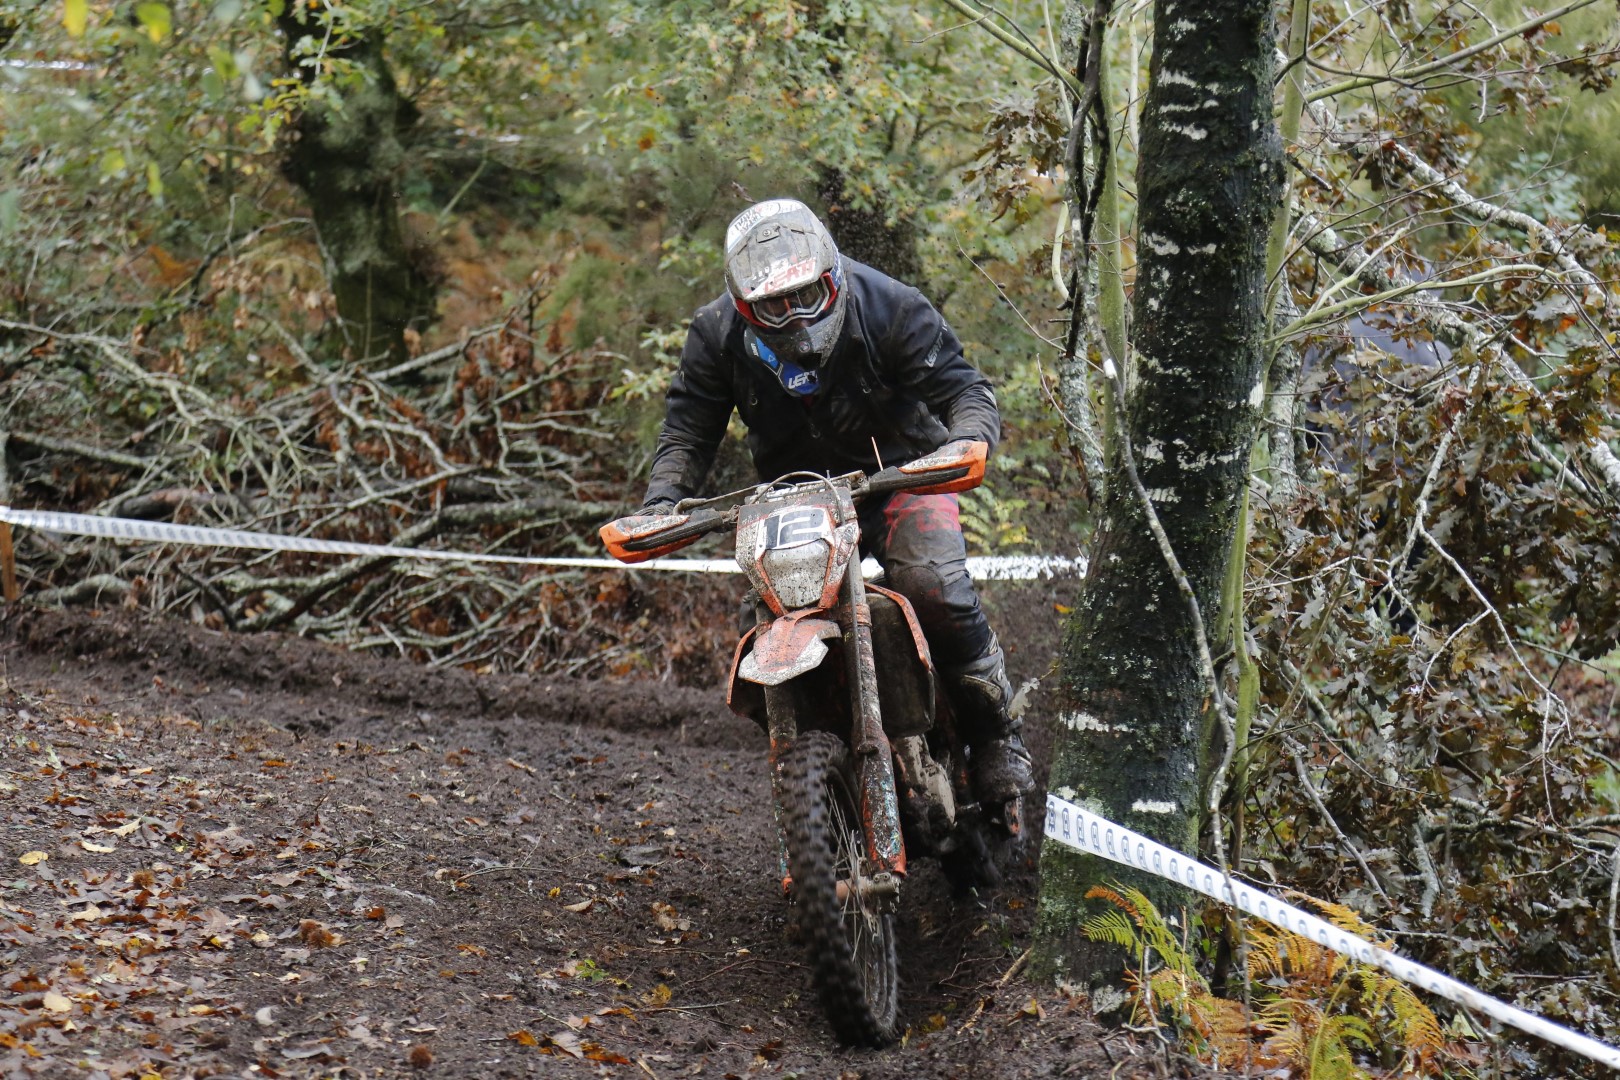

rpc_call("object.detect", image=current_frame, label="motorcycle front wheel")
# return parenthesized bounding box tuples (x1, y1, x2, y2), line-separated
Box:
(781, 730, 900, 1046)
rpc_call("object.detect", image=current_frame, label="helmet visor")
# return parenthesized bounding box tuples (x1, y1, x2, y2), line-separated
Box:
(735, 272, 837, 330)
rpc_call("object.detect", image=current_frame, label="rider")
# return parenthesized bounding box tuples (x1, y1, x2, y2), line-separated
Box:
(640, 198, 1034, 805)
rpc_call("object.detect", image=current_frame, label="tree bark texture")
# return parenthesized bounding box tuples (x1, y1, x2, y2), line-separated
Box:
(1034, 0, 1283, 984)
(277, 15, 434, 364)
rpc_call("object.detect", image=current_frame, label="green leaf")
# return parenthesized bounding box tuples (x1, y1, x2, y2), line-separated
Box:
(267, 0, 286, 15)
(136, 3, 172, 42)
(0, 189, 19, 235)
(63, 0, 88, 37)
(99, 147, 128, 178)
(208, 44, 239, 79)
(146, 161, 164, 199)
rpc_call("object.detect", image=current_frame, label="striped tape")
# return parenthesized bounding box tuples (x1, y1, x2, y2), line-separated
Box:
(0, 506, 1085, 581)
(1044, 794, 1620, 1069)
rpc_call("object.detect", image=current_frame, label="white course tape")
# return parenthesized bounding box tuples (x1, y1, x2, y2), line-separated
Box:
(0, 507, 1085, 581)
(1044, 794, 1620, 1069)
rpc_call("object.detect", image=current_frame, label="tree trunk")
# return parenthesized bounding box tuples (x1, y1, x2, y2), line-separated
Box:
(817, 168, 922, 285)
(1033, 0, 1283, 985)
(276, 14, 434, 363)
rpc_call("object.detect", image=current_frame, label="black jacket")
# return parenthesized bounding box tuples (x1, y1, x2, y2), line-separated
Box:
(643, 259, 1001, 507)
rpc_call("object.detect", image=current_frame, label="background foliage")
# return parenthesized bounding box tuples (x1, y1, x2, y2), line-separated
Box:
(5, 0, 1620, 1073)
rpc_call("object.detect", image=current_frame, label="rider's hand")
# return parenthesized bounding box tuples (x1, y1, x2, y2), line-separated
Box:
(641, 499, 679, 517)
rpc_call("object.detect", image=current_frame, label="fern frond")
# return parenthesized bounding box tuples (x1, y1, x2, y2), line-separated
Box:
(1082, 909, 1142, 951)
(1291, 893, 1380, 941)
(1308, 1013, 1374, 1080)
(1392, 984, 1445, 1051)
(1084, 884, 1137, 921)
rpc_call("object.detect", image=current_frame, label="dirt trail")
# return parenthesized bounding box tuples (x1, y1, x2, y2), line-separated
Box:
(0, 603, 1193, 1079)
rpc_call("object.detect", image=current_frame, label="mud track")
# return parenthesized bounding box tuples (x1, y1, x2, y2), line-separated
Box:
(0, 601, 1198, 1079)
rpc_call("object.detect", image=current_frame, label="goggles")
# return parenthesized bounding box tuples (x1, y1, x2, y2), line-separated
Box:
(735, 272, 838, 330)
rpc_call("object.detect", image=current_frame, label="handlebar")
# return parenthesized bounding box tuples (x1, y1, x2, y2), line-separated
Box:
(604, 441, 987, 563)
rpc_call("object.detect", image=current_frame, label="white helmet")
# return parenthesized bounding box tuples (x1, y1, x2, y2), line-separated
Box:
(724, 199, 847, 379)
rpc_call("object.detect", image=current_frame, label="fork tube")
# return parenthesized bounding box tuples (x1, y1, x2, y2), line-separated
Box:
(764, 679, 797, 895)
(841, 559, 906, 876)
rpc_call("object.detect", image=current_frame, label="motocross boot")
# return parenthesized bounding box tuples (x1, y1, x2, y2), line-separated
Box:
(941, 632, 1035, 805)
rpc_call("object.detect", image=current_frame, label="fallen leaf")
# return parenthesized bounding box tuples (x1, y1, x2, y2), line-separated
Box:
(584, 1043, 631, 1064)
(651, 902, 688, 931)
(111, 819, 142, 837)
(298, 919, 340, 948)
(42, 992, 72, 1013)
(282, 1044, 333, 1061)
(18, 851, 47, 866)
(509, 1030, 539, 1047)
(541, 1031, 583, 1058)
(563, 899, 593, 913)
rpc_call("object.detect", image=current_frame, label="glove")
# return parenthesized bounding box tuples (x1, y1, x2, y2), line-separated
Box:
(640, 499, 679, 517)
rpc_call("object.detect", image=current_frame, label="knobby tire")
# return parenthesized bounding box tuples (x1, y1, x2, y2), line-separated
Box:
(781, 730, 900, 1047)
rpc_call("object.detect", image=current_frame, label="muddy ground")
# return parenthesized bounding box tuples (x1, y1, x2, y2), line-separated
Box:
(0, 586, 1212, 1080)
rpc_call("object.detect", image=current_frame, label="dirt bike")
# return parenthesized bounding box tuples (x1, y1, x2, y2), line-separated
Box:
(600, 440, 1022, 1046)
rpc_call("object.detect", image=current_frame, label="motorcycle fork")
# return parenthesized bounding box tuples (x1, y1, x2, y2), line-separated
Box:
(839, 558, 907, 880)
(765, 682, 797, 896)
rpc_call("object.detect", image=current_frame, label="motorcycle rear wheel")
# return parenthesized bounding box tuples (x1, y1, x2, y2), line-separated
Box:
(781, 730, 900, 1046)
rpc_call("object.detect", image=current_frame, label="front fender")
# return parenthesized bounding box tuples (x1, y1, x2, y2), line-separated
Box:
(737, 611, 842, 687)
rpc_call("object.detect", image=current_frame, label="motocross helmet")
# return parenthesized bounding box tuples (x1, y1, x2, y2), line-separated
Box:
(724, 199, 847, 391)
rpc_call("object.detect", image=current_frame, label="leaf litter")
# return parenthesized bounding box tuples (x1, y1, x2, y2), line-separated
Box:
(0, 603, 1190, 1077)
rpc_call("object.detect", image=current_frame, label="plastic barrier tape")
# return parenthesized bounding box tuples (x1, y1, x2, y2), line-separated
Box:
(0, 507, 1085, 581)
(1044, 794, 1620, 1068)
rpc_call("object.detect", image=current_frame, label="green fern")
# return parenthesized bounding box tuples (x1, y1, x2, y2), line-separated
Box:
(1080, 908, 1141, 952)
(1085, 882, 1474, 1078)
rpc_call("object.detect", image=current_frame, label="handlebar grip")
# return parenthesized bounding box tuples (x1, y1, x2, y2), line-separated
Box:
(861, 464, 972, 499)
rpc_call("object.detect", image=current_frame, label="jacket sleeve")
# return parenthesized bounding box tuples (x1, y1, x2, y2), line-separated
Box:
(882, 288, 1001, 453)
(642, 309, 735, 508)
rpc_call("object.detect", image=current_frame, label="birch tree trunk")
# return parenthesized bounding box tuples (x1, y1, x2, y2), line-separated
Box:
(1033, 0, 1283, 983)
